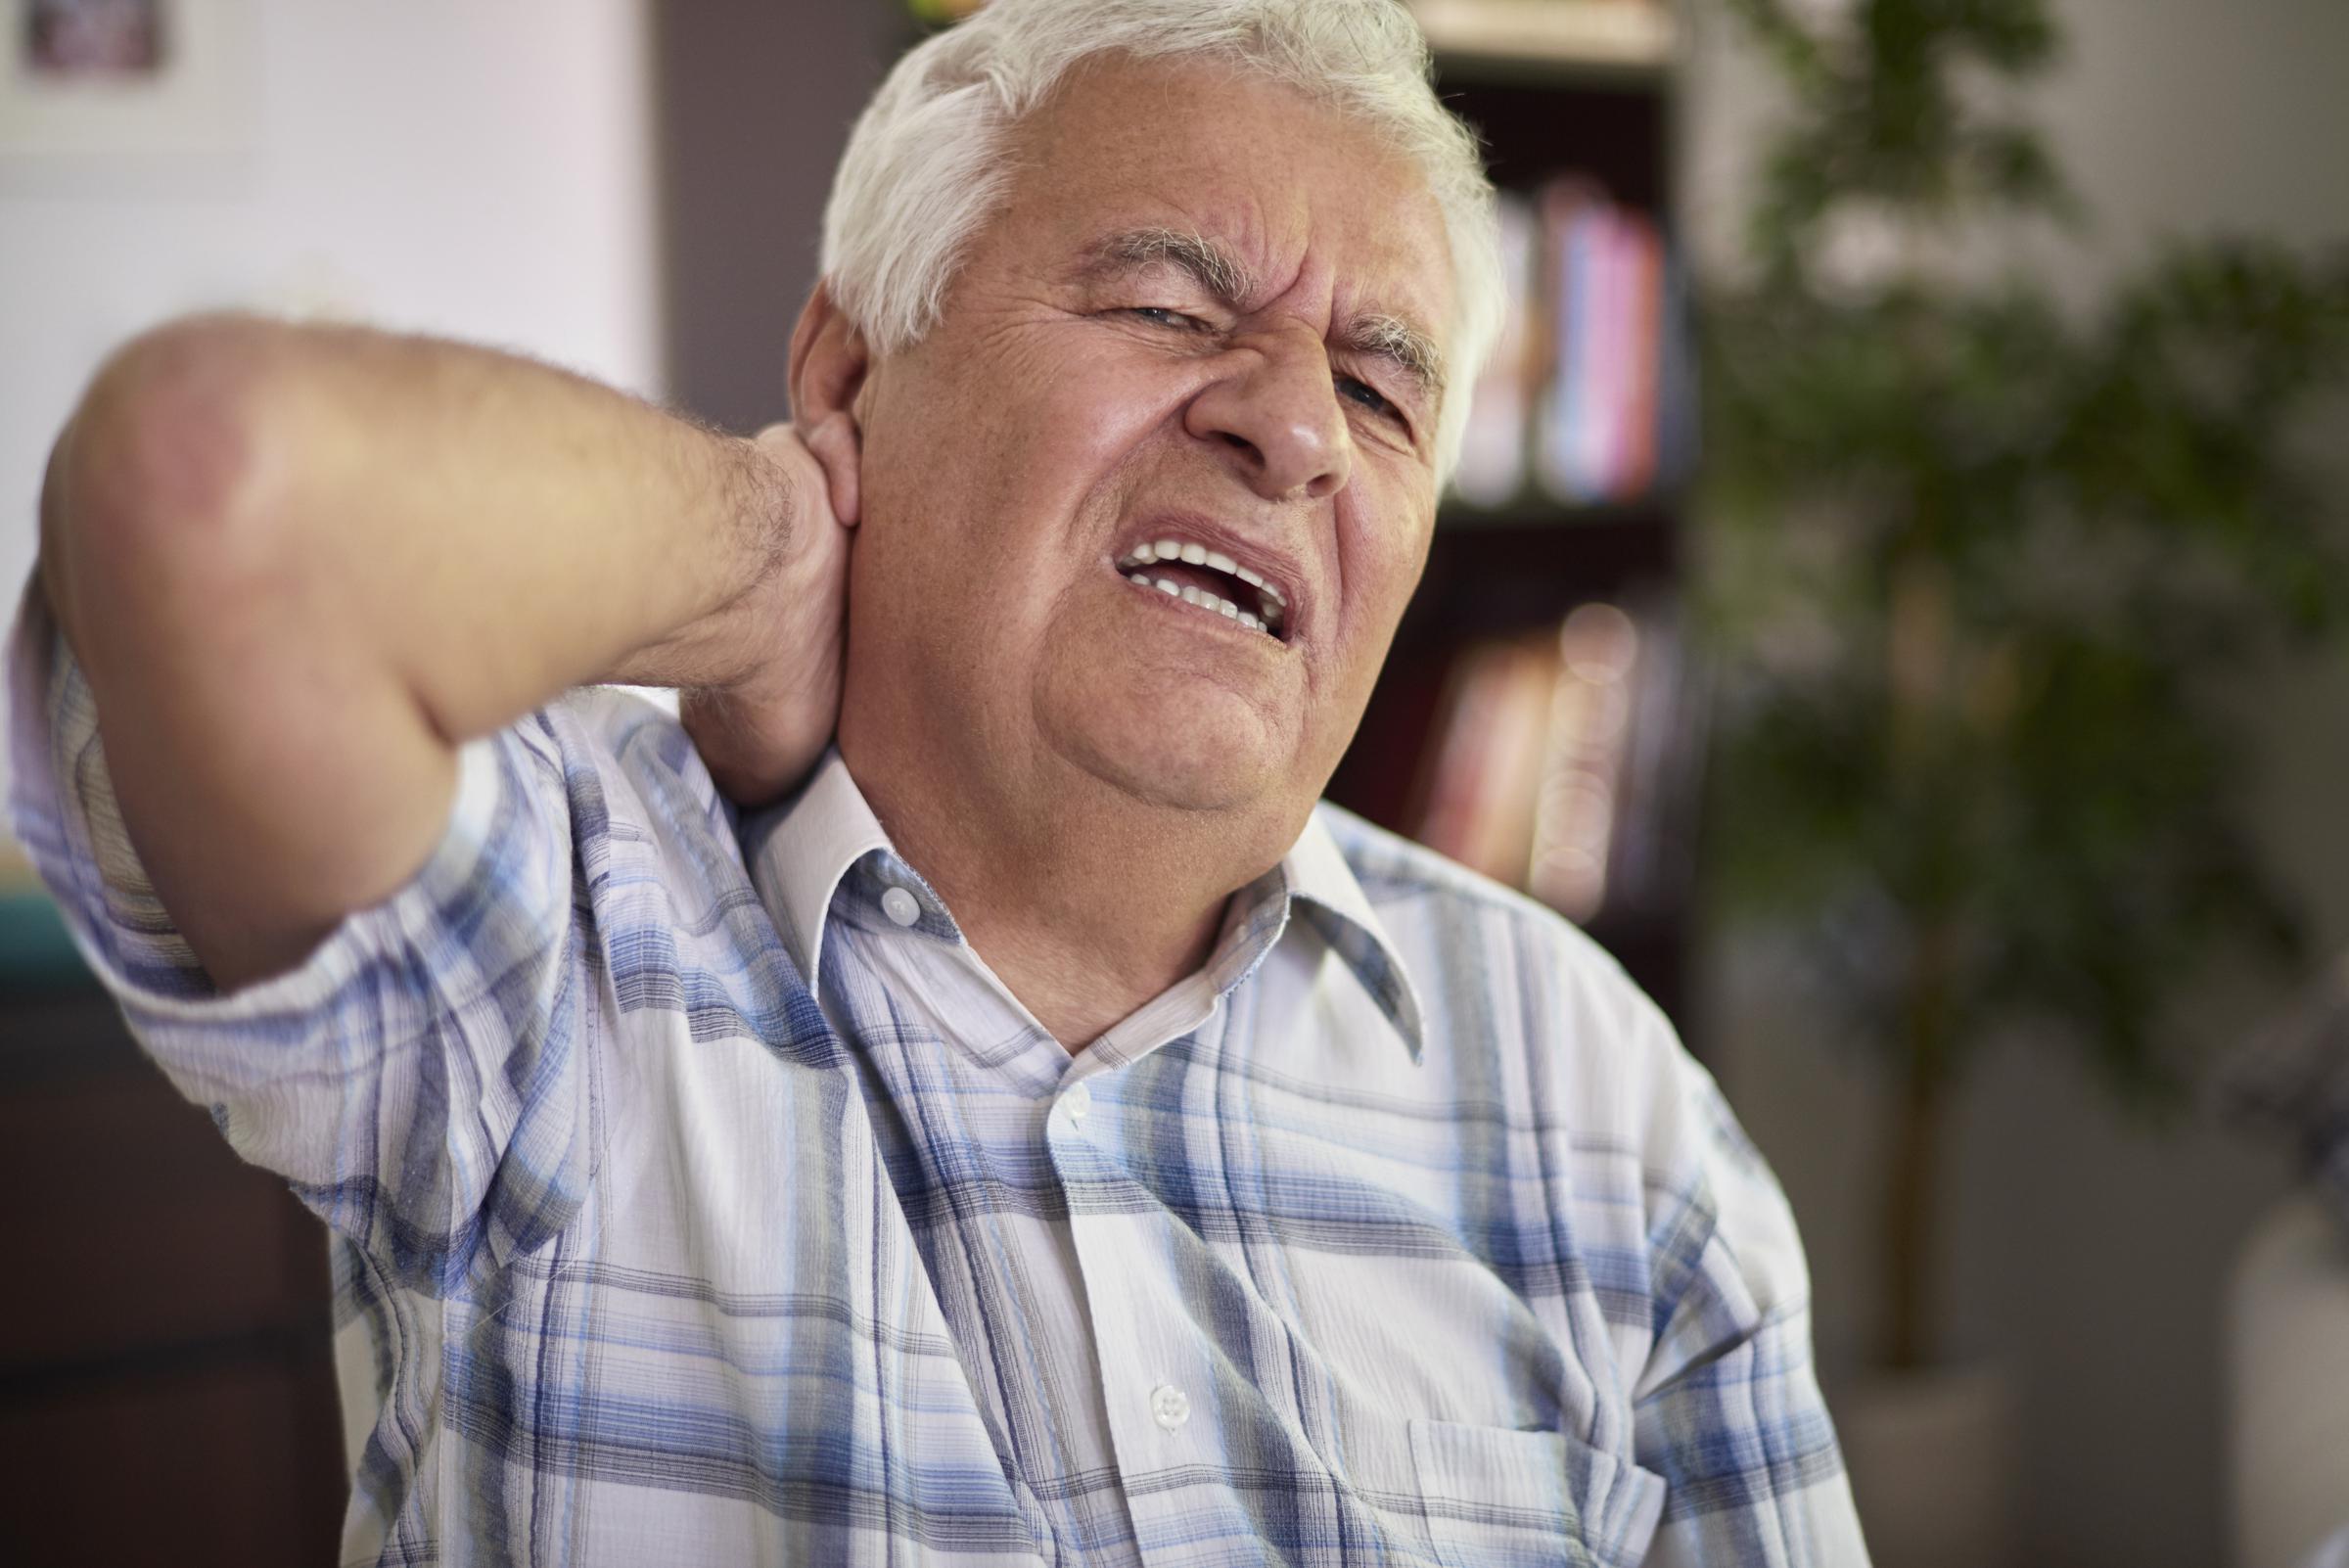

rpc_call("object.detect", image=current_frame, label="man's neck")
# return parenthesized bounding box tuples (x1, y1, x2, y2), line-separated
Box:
(837, 737, 1283, 1050)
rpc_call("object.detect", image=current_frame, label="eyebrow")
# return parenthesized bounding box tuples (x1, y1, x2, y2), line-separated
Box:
(1082, 226, 1256, 305)
(1075, 225, 1448, 409)
(1342, 312, 1447, 408)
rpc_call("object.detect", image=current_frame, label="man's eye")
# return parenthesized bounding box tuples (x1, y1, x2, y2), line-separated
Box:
(1338, 375, 1400, 421)
(1128, 306, 1207, 331)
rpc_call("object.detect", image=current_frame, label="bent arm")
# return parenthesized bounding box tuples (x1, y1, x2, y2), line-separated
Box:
(37, 314, 799, 992)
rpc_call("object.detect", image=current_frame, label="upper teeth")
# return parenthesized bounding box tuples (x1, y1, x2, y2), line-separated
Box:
(1114, 537, 1288, 634)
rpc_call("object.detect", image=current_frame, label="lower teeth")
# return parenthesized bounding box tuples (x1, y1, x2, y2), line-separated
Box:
(1125, 573, 1276, 637)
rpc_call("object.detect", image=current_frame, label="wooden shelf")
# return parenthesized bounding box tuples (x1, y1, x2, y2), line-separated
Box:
(1408, 0, 1676, 77)
(1413, 508, 1682, 626)
(1439, 494, 1682, 530)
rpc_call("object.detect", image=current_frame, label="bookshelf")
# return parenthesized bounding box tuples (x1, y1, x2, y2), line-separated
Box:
(1410, 0, 1677, 78)
(1326, 0, 1702, 1035)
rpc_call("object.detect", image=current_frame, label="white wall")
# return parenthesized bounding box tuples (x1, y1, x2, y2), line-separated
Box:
(0, 0, 661, 844)
(1683, 1, 2349, 1563)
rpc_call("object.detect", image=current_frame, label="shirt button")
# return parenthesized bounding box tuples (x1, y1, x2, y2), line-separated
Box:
(1064, 1082, 1091, 1122)
(881, 887, 921, 928)
(1149, 1383, 1190, 1431)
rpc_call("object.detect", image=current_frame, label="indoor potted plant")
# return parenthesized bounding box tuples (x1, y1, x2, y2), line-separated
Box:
(1695, 0, 2349, 1556)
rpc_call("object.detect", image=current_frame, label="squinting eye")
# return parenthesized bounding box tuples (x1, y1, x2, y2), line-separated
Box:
(1339, 376, 1399, 420)
(1128, 306, 1207, 331)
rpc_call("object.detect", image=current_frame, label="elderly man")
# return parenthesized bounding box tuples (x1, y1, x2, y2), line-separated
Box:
(10, 0, 1868, 1563)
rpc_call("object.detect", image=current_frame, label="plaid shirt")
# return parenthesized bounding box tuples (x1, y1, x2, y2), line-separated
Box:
(9, 577, 1867, 1566)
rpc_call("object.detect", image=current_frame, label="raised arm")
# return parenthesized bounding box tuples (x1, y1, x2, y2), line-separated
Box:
(35, 313, 847, 992)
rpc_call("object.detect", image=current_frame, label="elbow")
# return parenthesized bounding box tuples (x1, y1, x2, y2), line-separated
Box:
(44, 314, 292, 629)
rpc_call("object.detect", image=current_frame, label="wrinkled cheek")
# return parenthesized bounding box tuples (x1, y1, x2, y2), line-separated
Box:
(1322, 557, 1424, 733)
(1040, 381, 1184, 484)
(1358, 530, 1433, 643)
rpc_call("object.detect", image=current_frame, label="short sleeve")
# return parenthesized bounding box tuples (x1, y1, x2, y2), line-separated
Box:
(1627, 1007, 1874, 1566)
(5, 568, 593, 1293)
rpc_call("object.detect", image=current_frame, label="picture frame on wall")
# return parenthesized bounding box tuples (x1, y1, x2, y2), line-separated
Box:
(0, 0, 253, 174)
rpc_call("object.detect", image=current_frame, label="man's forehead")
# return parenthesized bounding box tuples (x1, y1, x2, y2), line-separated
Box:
(1013, 56, 1455, 330)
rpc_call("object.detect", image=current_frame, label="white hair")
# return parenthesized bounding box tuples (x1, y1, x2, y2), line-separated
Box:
(819, 0, 1503, 482)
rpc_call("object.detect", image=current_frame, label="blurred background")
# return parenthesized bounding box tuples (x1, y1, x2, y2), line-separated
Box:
(2, 1, 2344, 1564)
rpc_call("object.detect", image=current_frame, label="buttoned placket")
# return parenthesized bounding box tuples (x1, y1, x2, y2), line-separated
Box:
(828, 842, 1302, 1565)
(1041, 989, 1248, 1565)
(837, 853, 1232, 1564)
(1043, 884, 1304, 1566)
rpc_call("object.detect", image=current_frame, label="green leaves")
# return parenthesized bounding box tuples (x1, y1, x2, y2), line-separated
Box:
(1700, 0, 2349, 1106)
(1730, 0, 2076, 280)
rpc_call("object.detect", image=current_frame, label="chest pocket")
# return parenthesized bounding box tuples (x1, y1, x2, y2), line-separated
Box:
(1405, 1419, 1666, 1568)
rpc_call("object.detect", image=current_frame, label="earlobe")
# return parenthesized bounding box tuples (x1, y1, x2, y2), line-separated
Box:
(787, 281, 869, 527)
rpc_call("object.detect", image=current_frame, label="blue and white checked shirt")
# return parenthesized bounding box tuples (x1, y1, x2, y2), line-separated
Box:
(9, 576, 1868, 1566)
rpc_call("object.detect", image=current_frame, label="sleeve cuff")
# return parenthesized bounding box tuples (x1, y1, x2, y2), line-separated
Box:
(6, 563, 506, 1025)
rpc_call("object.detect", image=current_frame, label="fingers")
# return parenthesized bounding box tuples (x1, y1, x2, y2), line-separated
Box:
(802, 411, 861, 530)
(754, 417, 859, 530)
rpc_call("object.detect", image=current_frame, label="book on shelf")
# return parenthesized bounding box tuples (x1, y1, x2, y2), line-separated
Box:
(1413, 634, 1559, 882)
(1405, 597, 1694, 925)
(1452, 197, 1538, 507)
(1451, 180, 1695, 513)
(1525, 602, 1638, 920)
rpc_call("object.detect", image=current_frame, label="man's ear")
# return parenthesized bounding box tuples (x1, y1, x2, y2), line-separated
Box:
(787, 280, 869, 527)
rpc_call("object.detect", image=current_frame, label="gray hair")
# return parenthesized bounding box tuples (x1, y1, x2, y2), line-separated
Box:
(818, 0, 1503, 482)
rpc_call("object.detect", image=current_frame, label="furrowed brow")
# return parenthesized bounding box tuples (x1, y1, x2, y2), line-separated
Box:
(1077, 226, 1256, 310)
(1343, 312, 1447, 408)
(1074, 228, 1447, 407)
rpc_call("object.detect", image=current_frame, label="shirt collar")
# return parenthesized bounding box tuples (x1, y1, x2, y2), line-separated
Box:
(742, 749, 891, 995)
(1279, 808, 1428, 1063)
(739, 752, 1426, 1062)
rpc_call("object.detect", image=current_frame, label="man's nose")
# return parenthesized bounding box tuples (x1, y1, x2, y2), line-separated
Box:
(1183, 328, 1355, 501)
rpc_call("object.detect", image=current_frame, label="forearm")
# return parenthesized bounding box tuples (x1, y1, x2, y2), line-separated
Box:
(50, 313, 791, 745)
(34, 312, 800, 991)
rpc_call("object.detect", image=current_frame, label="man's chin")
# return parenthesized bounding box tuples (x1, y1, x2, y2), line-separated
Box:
(1043, 709, 1289, 818)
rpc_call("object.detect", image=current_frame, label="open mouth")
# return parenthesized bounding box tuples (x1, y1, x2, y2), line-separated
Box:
(1116, 537, 1289, 641)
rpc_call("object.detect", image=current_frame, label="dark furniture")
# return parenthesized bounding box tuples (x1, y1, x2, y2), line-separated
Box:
(0, 983, 345, 1566)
